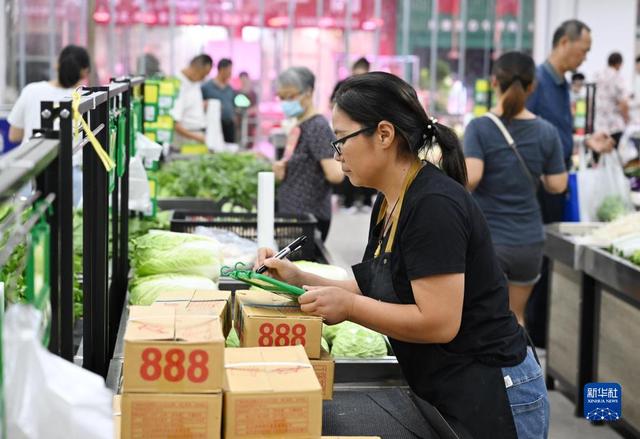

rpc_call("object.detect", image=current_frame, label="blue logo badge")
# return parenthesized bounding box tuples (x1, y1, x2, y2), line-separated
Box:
(584, 382, 622, 421)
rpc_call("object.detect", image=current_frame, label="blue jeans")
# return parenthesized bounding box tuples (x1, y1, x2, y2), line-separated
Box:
(502, 347, 550, 439)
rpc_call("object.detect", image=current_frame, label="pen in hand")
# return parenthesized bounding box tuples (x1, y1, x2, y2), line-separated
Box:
(255, 235, 307, 274)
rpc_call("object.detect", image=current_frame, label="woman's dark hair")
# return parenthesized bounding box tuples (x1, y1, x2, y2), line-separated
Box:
(333, 72, 467, 186)
(58, 45, 91, 88)
(492, 51, 535, 121)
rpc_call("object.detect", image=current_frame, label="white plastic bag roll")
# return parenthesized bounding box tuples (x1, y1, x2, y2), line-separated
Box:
(257, 172, 276, 250)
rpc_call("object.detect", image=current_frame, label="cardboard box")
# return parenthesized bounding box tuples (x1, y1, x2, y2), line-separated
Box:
(113, 395, 121, 439)
(223, 345, 322, 438)
(150, 289, 232, 337)
(310, 348, 335, 400)
(121, 392, 222, 439)
(235, 289, 323, 359)
(123, 309, 225, 393)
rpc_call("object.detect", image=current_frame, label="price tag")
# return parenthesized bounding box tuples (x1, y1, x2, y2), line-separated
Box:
(147, 176, 158, 218)
(159, 80, 176, 97)
(108, 122, 117, 193)
(26, 219, 51, 346)
(116, 111, 127, 178)
(180, 144, 208, 155)
(144, 82, 159, 104)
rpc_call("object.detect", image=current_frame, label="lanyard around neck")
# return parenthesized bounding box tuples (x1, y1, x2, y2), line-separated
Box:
(374, 161, 423, 257)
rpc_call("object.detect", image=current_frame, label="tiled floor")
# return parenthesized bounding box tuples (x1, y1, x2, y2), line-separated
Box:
(324, 203, 623, 439)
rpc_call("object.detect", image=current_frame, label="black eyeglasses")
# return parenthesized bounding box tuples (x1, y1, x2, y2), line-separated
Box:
(330, 126, 376, 155)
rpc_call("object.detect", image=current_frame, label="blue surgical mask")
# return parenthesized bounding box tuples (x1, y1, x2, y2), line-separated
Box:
(281, 99, 304, 118)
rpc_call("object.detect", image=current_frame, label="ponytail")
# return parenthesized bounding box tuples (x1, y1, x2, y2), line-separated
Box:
(422, 119, 468, 186)
(501, 79, 527, 121)
(492, 51, 535, 122)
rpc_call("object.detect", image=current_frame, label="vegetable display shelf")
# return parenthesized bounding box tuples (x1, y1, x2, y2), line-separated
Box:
(543, 223, 600, 402)
(170, 211, 318, 261)
(580, 245, 640, 438)
(545, 223, 640, 439)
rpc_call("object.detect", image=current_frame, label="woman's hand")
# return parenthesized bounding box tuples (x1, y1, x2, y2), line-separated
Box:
(298, 285, 355, 325)
(273, 160, 287, 181)
(255, 247, 304, 285)
(585, 132, 615, 153)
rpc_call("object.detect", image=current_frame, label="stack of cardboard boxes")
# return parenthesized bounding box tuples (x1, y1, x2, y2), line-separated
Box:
(234, 289, 335, 400)
(114, 288, 377, 438)
(121, 306, 225, 438)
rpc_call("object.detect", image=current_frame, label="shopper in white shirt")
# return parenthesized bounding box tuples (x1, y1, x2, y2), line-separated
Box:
(171, 54, 213, 146)
(8, 45, 90, 204)
(594, 52, 630, 148)
(8, 45, 90, 145)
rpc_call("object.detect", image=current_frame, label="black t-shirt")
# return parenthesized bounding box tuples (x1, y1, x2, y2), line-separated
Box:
(363, 163, 526, 389)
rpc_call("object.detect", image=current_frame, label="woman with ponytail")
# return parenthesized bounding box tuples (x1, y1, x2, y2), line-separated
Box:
(464, 52, 567, 329)
(9, 45, 91, 145)
(257, 72, 548, 438)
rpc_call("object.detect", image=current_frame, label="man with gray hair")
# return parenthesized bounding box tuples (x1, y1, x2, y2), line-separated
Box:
(525, 19, 614, 347)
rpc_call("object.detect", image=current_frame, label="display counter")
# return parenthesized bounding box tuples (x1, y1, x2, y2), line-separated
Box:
(582, 245, 640, 437)
(543, 224, 598, 400)
(545, 223, 640, 438)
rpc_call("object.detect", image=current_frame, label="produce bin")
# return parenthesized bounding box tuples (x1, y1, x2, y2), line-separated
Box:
(543, 222, 600, 401)
(170, 211, 318, 260)
(157, 197, 224, 212)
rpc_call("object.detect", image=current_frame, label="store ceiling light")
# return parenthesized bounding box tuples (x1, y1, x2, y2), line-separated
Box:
(93, 5, 110, 24)
(361, 18, 384, 31)
(318, 17, 334, 28)
(268, 16, 289, 27)
(180, 13, 199, 25)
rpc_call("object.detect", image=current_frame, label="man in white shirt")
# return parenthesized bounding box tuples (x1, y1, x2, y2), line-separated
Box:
(595, 52, 630, 148)
(171, 54, 213, 146)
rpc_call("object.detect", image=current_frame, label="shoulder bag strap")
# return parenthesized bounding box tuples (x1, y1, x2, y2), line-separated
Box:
(484, 112, 538, 194)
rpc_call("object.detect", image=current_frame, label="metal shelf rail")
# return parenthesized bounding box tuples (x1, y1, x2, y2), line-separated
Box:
(39, 76, 144, 376)
(0, 135, 69, 436)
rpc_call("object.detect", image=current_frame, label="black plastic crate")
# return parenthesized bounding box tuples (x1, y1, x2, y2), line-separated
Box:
(157, 197, 224, 212)
(170, 211, 318, 260)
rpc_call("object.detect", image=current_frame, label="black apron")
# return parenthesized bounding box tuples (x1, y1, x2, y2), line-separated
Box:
(352, 161, 518, 439)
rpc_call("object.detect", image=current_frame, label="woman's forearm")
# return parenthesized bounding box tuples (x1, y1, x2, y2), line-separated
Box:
(349, 294, 458, 344)
(299, 271, 362, 295)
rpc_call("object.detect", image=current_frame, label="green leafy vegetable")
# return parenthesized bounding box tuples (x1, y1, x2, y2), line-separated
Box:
(321, 336, 330, 353)
(324, 321, 388, 358)
(597, 196, 628, 222)
(129, 273, 217, 305)
(151, 152, 271, 210)
(131, 230, 222, 279)
(226, 327, 240, 347)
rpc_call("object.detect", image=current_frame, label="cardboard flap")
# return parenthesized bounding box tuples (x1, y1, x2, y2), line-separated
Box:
(236, 289, 320, 320)
(154, 288, 230, 303)
(224, 345, 321, 393)
(175, 316, 224, 342)
(125, 309, 223, 343)
(125, 314, 176, 341)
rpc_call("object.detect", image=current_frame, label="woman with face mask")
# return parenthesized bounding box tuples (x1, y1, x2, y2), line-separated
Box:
(258, 72, 549, 439)
(274, 67, 343, 241)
